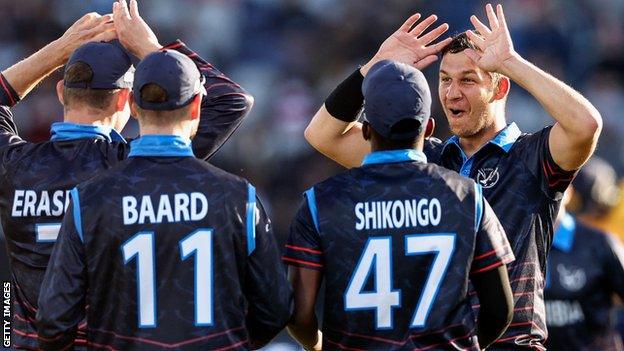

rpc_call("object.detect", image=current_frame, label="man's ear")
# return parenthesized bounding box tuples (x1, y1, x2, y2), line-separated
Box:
(190, 94, 202, 120)
(129, 93, 139, 119)
(425, 117, 435, 138)
(493, 76, 510, 101)
(56, 80, 65, 105)
(362, 121, 372, 141)
(116, 88, 131, 112)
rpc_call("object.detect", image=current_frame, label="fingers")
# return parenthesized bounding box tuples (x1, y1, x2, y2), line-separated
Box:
(129, 0, 140, 19)
(414, 55, 438, 70)
(466, 30, 486, 50)
(425, 37, 452, 55)
(485, 3, 500, 30)
(496, 4, 509, 31)
(418, 23, 449, 46)
(470, 15, 491, 35)
(410, 14, 438, 36)
(91, 29, 118, 43)
(399, 13, 422, 32)
(117, 0, 131, 20)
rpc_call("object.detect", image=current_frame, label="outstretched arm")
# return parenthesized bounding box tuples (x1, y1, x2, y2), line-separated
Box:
(466, 3, 602, 171)
(305, 13, 450, 168)
(2, 13, 116, 99)
(114, 0, 253, 160)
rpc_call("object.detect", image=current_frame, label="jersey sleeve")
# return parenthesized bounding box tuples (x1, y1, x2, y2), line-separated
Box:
(161, 40, 253, 160)
(242, 186, 293, 349)
(603, 233, 624, 299)
(283, 190, 323, 270)
(518, 126, 577, 199)
(423, 137, 444, 165)
(36, 192, 86, 351)
(0, 73, 27, 168)
(471, 189, 515, 276)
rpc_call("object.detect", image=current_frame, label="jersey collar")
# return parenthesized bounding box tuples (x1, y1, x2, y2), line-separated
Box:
(552, 212, 576, 252)
(128, 135, 194, 158)
(443, 122, 522, 154)
(362, 149, 427, 166)
(50, 122, 126, 143)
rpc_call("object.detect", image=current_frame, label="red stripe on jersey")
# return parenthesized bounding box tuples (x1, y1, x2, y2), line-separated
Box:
(0, 74, 16, 106)
(473, 249, 497, 261)
(324, 338, 368, 351)
(285, 244, 322, 255)
(282, 256, 323, 268)
(470, 260, 504, 275)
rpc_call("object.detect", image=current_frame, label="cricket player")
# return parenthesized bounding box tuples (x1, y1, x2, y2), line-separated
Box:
(285, 60, 514, 351)
(303, 4, 602, 349)
(37, 49, 291, 351)
(544, 177, 624, 350)
(0, 1, 252, 348)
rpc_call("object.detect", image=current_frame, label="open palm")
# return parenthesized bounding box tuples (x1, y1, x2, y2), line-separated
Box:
(361, 13, 452, 75)
(465, 4, 517, 73)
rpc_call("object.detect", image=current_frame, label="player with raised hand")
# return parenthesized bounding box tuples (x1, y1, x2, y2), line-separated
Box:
(285, 60, 514, 351)
(37, 48, 291, 351)
(0, 1, 252, 349)
(304, 4, 602, 349)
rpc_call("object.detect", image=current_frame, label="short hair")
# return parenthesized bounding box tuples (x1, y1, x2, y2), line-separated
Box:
(63, 62, 120, 110)
(441, 32, 502, 84)
(135, 83, 191, 123)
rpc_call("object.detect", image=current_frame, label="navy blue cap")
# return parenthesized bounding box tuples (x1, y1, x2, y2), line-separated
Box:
(362, 60, 431, 140)
(133, 50, 206, 111)
(64, 41, 134, 89)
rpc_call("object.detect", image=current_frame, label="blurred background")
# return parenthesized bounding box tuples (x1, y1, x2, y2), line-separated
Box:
(0, 0, 623, 349)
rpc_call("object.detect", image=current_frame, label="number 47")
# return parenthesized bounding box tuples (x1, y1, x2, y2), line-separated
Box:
(344, 234, 456, 330)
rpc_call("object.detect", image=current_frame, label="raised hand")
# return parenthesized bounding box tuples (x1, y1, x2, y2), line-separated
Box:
(56, 13, 117, 62)
(113, 0, 161, 59)
(465, 4, 518, 74)
(360, 13, 452, 75)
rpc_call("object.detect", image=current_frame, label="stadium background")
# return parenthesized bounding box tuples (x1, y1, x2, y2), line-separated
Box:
(0, 0, 623, 349)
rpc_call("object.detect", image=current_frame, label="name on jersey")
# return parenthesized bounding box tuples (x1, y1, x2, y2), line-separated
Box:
(12, 190, 71, 217)
(355, 198, 441, 230)
(123, 192, 208, 225)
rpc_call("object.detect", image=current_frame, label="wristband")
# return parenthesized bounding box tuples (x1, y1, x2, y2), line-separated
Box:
(324, 68, 364, 122)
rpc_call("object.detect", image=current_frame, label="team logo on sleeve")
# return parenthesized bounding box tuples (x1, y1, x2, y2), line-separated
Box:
(476, 167, 500, 188)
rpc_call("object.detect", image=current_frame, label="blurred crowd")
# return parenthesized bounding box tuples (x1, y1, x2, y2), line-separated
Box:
(0, 0, 623, 349)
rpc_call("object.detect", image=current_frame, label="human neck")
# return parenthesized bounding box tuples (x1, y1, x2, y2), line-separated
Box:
(139, 123, 192, 139)
(64, 108, 115, 128)
(459, 115, 507, 158)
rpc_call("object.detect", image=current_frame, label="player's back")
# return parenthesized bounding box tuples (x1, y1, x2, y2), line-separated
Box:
(68, 153, 290, 349)
(0, 135, 126, 340)
(300, 157, 512, 350)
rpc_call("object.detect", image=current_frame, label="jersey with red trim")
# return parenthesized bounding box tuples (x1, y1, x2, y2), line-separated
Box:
(285, 150, 514, 350)
(36, 141, 292, 350)
(428, 123, 577, 350)
(0, 40, 252, 350)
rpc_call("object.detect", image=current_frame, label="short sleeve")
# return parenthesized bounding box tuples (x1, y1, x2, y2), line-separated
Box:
(603, 233, 624, 298)
(518, 126, 577, 199)
(471, 195, 515, 276)
(283, 192, 323, 270)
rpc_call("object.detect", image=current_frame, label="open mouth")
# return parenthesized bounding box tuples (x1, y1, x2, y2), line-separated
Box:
(448, 108, 467, 117)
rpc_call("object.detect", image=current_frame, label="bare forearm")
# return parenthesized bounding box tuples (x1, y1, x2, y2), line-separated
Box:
(501, 55, 601, 137)
(2, 40, 67, 99)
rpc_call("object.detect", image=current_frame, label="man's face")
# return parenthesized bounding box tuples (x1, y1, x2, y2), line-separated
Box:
(438, 52, 498, 138)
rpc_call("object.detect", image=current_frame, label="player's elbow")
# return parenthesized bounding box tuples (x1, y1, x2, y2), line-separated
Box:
(242, 93, 255, 114)
(576, 107, 603, 142)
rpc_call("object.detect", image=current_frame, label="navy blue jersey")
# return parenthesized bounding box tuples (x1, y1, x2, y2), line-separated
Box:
(36, 136, 292, 350)
(284, 150, 514, 350)
(0, 40, 252, 349)
(544, 214, 624, 351)
(425, 123, 577, 349)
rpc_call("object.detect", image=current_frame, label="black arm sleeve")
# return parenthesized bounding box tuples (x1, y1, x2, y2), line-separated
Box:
(161, 41, 253, 160)
(472, 265, 513, 349)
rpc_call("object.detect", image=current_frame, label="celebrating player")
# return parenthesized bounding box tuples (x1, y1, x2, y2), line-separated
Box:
(544, 168, 624, 350)
(37, 49, 292, 350)
(303, 4, 602, 349)
(285, 60, 514, 350)
(0, 0, 252, 348)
